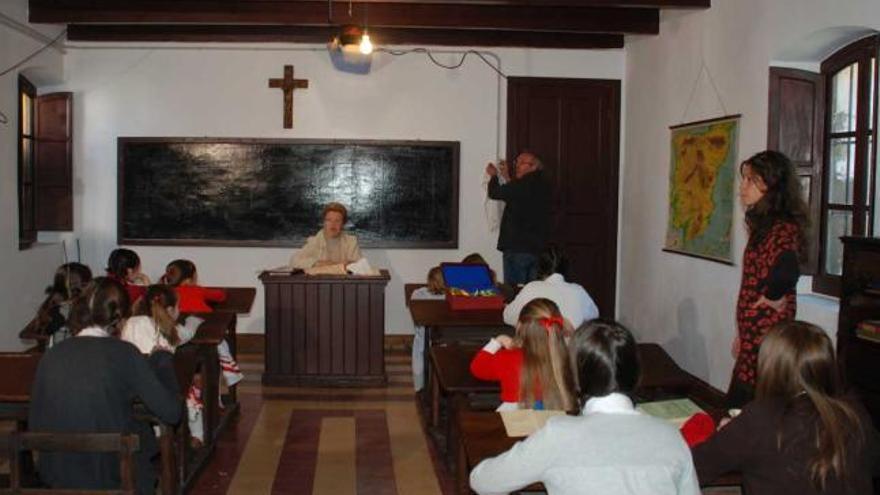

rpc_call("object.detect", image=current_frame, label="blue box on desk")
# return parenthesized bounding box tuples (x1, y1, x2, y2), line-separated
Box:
(439, 262, 504, 311)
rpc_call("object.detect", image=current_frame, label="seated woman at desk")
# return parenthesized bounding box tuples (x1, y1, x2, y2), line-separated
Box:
(470, 319, 700, 495)
(692, 321, 880, 495)
(470, 298, 575, 412)
(290, 202, 362, 273)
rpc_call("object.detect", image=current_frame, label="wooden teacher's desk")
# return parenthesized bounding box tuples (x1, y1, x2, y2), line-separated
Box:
(260, 270, 391, 387)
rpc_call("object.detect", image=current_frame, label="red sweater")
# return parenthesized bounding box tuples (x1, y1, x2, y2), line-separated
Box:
(106, 274, 145, 307)
(175, 286, 227, 313)
(470, 345, 524, 403)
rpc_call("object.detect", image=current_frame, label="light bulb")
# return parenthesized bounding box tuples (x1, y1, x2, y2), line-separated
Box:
(359, 33, 373, 55)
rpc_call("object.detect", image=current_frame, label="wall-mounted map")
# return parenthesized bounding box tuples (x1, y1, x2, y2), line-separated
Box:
(663, 115, 740, 264)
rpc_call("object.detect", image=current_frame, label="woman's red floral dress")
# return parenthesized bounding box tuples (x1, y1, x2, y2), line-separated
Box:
(733, 221, 799, 389)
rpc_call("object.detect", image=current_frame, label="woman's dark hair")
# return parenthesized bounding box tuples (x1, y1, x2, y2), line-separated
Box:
(162, 259, 197, 287)
(68, 277, 131, 335)
(741, 150, 809, 257)
(49, 262, 93, 301)
(757, 321, 865, 490)
(27, 263, 94, 336)
(133, 285, 180, 345)
(536, 245, 569, 280)
(106, 248, 141, 280)
(569, 319, 640, 407)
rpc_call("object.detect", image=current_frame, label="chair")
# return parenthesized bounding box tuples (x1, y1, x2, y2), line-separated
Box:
(0, 432, 139, 494)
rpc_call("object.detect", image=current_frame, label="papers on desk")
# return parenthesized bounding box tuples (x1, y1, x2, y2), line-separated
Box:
(347, 257, 380, 276)
(500, 409, 566, 437)
(636, 398, 704, 426)
(263, 266, 304, 276)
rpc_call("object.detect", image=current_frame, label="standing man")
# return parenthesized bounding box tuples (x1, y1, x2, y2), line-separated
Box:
(486, 151, 551, 286)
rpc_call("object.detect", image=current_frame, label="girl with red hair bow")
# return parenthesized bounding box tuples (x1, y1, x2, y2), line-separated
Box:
(470, 298, 575, 411)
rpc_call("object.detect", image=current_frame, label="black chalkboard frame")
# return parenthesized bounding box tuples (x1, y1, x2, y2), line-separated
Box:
(117, 137, 460, 249)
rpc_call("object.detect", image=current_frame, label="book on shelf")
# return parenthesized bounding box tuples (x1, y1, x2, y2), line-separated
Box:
(636, 398, 704, 427)
(499, 409, 566, 437)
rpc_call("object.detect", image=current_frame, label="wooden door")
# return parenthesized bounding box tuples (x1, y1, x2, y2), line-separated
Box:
(507, 77, 620, 317)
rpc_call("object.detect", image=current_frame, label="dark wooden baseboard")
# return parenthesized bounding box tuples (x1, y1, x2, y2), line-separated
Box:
(236, 333, 415, 354)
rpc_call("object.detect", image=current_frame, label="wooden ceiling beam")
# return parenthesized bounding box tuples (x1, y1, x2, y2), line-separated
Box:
(66, 24, 625, 49)
(32, 2, 660, 34)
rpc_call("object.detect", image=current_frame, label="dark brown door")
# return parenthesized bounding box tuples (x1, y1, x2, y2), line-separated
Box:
(507, 77, 620, 317)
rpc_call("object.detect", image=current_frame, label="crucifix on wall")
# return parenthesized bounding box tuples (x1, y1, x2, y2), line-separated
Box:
(268, 65, 309, 129)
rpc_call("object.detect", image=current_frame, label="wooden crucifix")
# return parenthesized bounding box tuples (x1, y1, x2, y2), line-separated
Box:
(268, 65, 309, 129)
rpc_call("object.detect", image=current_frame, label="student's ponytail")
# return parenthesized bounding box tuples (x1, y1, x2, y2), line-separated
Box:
(136, 285, 181, 346)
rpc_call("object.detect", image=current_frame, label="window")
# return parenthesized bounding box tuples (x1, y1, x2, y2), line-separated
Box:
(814, 35, 879, 296)
(18, 75, 36, 250)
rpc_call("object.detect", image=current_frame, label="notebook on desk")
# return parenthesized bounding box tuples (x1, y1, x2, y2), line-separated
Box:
(500, 409, 566, 437)
(636, 398, 704, 426)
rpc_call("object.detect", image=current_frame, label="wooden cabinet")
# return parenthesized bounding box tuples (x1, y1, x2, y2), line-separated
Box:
(838, 237, 880, 427)
(260, 271, 390, 387)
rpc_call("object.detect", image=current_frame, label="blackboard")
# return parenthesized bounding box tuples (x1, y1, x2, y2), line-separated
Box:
(118, 138, 459, 248)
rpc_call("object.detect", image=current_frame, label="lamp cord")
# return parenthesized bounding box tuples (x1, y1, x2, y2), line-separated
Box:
(378, 47, 508, 79)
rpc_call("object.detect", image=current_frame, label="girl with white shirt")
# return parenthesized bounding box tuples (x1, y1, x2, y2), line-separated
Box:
(470, 319, 700, 495)
(121, 285, 202, 445)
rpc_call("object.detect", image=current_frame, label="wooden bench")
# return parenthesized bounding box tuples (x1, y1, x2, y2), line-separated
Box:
(0, 432, 139, 495)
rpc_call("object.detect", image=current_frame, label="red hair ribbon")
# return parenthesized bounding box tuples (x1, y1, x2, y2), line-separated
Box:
(538, 316, 565, 333)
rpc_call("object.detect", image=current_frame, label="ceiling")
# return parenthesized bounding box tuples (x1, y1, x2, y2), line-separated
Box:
(30, 0, 710, 49)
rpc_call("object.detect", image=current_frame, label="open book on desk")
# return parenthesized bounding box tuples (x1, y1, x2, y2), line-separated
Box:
(636, 398, 703, 426)
(500, 409, 566, 437)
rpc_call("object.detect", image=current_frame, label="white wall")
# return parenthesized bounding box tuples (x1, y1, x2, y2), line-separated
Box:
(621, 0, 880, 389)
(0, 1, 65, 350)
(57, 43, 624, 336)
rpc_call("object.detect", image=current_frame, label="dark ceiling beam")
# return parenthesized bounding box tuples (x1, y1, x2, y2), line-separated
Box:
(32, 2, 660, 34)
(66, 24, 625, 49)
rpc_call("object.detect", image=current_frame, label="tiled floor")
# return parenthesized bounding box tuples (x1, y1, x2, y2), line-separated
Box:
(190, 352, 453, 495)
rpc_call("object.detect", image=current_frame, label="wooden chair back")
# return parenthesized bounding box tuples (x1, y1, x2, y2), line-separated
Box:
(0, 353, 41, 404)
(0, 432, 140, 494)
(404, 283, 426, 306)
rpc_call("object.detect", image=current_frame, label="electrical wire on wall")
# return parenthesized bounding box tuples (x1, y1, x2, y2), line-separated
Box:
(0, 28, 67, 125)
(378, 47, 507, 160)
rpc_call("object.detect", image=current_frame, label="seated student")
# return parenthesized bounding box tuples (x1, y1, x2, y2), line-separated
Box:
(106, 248, 150, 306)
(122, 285, 203, 446)
(470, 298, 575, 411)
(410, 266, 446, 391)
(161, 259, 226, 313)
(692, 321, 880, 495)
(470, 319, 700, 495)
(502, 246, 599, 329)
(29, 277, 181, 495)
(161, 259, 243, 389)
(23, 262, 92, 347)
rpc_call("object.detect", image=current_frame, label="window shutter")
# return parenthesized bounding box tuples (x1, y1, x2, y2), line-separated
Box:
(767, 67, 825, 275)
(35, 92, 73, 231)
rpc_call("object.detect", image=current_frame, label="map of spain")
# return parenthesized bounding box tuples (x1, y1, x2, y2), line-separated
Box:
(665, 118, 738, 262)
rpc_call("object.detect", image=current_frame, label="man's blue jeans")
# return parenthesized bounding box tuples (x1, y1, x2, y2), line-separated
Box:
(503, 251, 538, 286)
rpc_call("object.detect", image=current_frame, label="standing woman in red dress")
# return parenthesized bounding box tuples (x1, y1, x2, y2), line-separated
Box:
(728, 150, 809, 408)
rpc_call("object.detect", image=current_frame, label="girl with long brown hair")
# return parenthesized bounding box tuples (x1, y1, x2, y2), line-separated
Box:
(470, 297, 575, 411)
(730, 150, 809, 407)
(694, 321, 880, 494)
